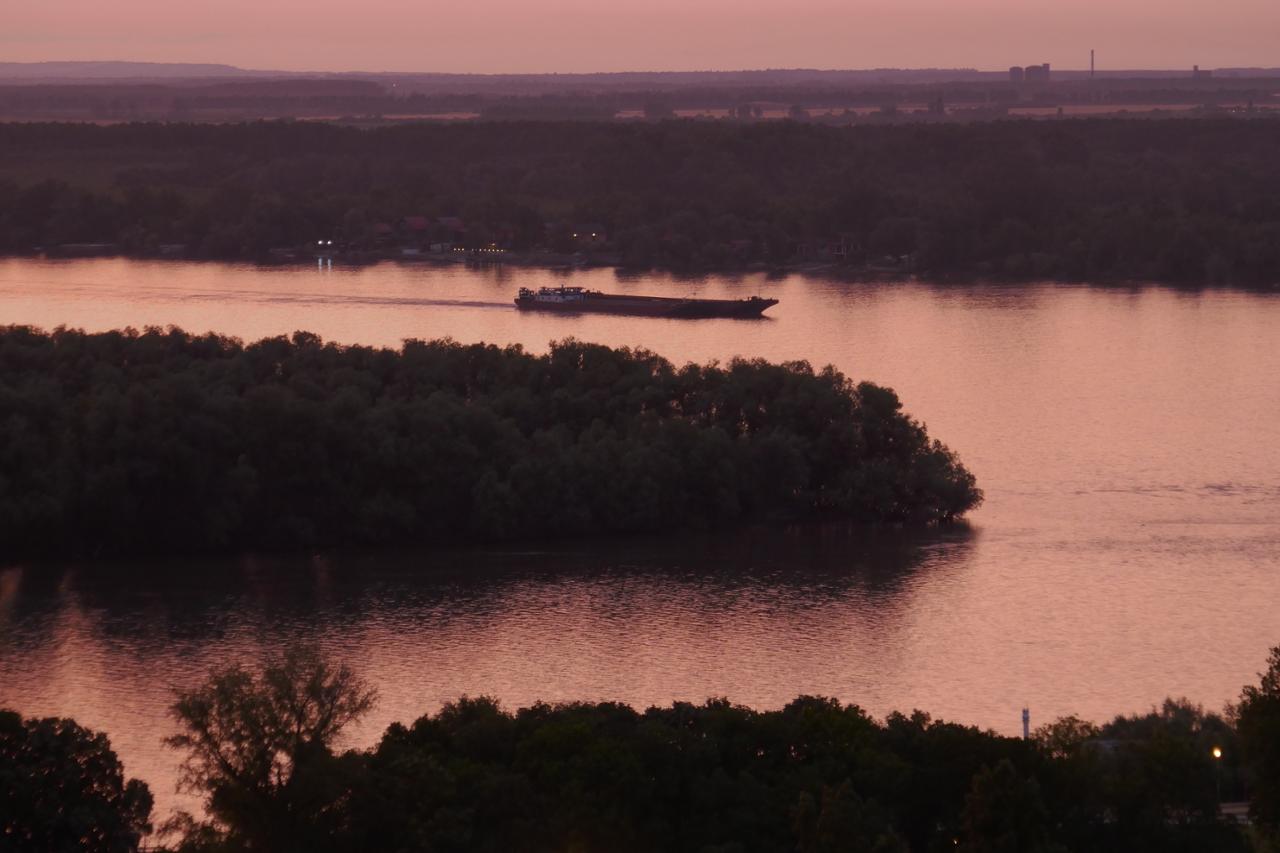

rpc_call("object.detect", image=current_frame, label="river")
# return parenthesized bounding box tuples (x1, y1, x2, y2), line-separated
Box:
(1, 257, 1278, 821)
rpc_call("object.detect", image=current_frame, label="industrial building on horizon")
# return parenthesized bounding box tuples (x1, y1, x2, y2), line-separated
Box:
(1009, 63, 1050, 83)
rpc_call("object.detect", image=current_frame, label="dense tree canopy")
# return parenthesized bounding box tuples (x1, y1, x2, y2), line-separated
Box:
(7, 648, 1267, 853)
(0, 711, 153, 853)
(1033, 699, 1244, 852)
(153, 649, 1257, 853)
(0, 326, 980, 558)
(0, 118, 1278, 282)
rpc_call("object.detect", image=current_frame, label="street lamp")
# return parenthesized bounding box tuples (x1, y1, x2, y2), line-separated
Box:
(1212, 746, 1223, 804)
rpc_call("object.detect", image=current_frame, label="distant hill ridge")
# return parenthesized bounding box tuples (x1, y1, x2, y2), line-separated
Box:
(0, 62, 997, 85)
(1, 61, 1277, 98)
(0, 61, 259, 79)
(6, 61, 1278, 85)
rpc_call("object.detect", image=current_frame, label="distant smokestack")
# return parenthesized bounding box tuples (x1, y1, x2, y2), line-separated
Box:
(1022, 707, 1030, 739)
(1091, 49, 1095, 78)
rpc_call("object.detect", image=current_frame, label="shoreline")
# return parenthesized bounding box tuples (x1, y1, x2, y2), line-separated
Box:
(7, 248, 1279, 291)
(1, 516, 975, 571)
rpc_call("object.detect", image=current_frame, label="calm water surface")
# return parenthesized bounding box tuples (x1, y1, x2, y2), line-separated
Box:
(1, 258, 1278, 820)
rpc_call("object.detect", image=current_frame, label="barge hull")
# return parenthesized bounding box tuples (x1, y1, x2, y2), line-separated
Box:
(515, 293, 777, 318)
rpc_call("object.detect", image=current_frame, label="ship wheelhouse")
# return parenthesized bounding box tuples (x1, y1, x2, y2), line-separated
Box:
(524, 285, 589, 303)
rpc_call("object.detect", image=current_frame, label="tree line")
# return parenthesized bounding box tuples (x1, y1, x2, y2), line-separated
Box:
(0, 326, 980, 558)
(7, 645, 1280, 852)
(1, 118, 1278, 281)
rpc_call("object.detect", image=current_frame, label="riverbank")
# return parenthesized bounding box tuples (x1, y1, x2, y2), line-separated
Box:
(15, 247, 1280, 294)
(4, 119, 1280, 287)
(9, 243, 923, 282)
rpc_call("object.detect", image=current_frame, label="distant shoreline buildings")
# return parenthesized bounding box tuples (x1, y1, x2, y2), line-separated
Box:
(1009, 63, 1051, 83)
(1009, 59, 1217, 83)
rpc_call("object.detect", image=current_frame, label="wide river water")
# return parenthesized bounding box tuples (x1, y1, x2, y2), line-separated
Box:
(1, 257, 1278, 820)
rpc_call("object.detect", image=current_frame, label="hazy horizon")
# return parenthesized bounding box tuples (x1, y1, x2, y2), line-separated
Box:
(5, 0, 1278, 75)
(6, 59, 1279, 78)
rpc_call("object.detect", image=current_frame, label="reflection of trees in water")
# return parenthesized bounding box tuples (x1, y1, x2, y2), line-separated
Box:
(0, 523, 981, 728)
(0, 565, 22, 617)
(0, 526, 977, 826)
(448, 522, 978, 620)
(2, 523, 977, 641)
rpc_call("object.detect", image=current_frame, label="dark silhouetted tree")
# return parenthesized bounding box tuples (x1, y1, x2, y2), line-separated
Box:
(165, 646, 376, 853)
(1237, 645, 1280, 837)
(0, 710, 152, 853)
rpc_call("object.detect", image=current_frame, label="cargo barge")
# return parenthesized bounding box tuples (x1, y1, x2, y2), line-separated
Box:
(515, 286, 777, 318)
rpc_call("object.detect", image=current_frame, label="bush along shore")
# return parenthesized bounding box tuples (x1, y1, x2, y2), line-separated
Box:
(0, 326, 979, 557)
(8, 645, 1280, 852)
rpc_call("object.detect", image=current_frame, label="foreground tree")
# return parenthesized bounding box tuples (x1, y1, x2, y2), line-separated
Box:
(792, 780, 907, 853)
(7, 649, 1263, 853)
(0, 710, 152, 853)
(960, 759, 1061, 853)
(1238, 645, 1280, 837)
(164, 646, 376, 853)
(1034, 701, 1247, 852)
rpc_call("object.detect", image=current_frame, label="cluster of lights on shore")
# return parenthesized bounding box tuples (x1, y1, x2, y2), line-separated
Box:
(313, 239, 510, 253)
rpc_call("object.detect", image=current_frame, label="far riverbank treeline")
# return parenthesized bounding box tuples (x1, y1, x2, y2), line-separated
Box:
(1, 119, 1279, 282)
(0, 326, 979, 557)
(9, 645, 1280, 852)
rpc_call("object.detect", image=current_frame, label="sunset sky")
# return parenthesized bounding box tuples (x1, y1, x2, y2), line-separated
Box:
(6, 0, 1278, 73)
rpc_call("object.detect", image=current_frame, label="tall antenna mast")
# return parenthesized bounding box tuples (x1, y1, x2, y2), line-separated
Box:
(1091, 49, 1095, 79)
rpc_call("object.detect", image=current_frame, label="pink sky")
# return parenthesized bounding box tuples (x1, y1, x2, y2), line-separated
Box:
(5, 0, 1278, 73)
